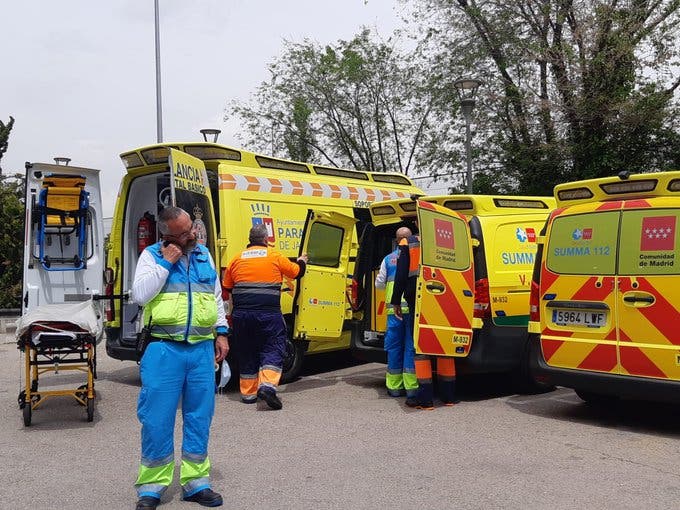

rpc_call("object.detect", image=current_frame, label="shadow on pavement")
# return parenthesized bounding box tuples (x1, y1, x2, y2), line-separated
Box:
(505, 387, 680, 438)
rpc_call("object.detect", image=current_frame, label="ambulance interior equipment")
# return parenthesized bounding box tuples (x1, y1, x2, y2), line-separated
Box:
(19, 162, 105, 426)
(34, 174, 91, 271)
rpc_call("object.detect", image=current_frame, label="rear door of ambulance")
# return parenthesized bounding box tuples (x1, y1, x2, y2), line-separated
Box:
(22, 163, 105, 313)
(484, 212, 549, 326)
(413, 200, 475, 357)
(168, 149, 218, 260)
(616, 200, 680, 382)
(294, 210, 357, 341)
(538, 205, 620, 374)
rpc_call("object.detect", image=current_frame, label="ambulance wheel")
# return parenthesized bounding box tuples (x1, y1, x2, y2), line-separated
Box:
(514, 337, 555, 394)
(280, 339, 305, 384)
(86, 397, 95, 422)
(23, 404, 32, 427)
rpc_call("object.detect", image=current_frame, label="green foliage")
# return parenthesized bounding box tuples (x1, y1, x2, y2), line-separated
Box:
(229, 29, 452, 177)
(407, 0, 680, 193)
(0, 174, 25, 308)
(0, 116, 15, 175)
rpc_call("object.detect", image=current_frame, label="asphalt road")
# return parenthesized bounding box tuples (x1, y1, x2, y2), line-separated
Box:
(1, 333, 679, 510)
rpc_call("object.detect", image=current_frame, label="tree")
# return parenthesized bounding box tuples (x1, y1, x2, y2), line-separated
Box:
(0, 115, 15, 176)
(0, 174, 24, 308)
(0, 116, 23, 308)
(408, 0, 680, 194)
(228, 29, 455, 177)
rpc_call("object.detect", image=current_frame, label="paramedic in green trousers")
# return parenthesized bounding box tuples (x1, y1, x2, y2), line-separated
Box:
(132, 206, 229, 510)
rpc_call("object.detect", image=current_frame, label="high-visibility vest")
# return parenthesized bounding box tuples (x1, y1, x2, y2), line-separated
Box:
(223, 244, 301, 311)
(143, 242, 218, 343)
(405, 235, 421, 277)
(383, 249, 409, 315)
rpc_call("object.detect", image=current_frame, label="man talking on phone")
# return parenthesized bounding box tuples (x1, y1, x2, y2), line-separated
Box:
(131, 206, 229, 510)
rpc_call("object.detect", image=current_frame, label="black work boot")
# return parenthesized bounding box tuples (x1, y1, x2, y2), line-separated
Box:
(135, 496, 160, 510)
(257, 388, 282, 410)
(183, 488, 223, 507)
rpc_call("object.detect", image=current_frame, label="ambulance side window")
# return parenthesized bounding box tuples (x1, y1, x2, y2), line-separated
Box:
(307, 222, 343, 268)
(619, 209, 680, 275)
(546, 211, 618, 275)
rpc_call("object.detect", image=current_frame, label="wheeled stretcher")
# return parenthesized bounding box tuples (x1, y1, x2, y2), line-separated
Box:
(16, 301, 103, 426)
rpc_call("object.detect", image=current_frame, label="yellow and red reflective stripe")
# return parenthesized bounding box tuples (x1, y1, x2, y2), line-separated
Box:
(219, 173, 411, 201)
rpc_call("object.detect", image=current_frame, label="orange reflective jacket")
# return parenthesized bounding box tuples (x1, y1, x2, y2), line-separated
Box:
(223, 244, 302, 311)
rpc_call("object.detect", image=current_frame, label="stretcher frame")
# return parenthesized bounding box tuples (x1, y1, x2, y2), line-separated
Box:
(17, 322, 96, 426)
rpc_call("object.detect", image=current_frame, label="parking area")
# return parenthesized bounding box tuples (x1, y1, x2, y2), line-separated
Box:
(1, 332, 679, 510)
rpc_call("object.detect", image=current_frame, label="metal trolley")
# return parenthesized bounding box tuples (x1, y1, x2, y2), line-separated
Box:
(16, 302, 102, 426)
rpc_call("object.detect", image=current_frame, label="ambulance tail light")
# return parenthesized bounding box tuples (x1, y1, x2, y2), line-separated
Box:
(529, 279, 541, 323)
(103, 267, 115, 322)
(348, 278, 361, 311)
(473, 278, 490, 319)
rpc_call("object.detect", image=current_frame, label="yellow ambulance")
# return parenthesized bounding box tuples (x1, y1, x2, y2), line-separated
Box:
(104, 139, 422, 382)
(528, 171, 680, 403)
(301, 194, 555, 387)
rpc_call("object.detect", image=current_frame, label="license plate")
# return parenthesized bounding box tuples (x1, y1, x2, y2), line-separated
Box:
(552, 309, 606, 328)
(452, 334, 470, 345)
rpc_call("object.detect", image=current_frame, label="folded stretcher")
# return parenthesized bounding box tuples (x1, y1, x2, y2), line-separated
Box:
(34, 174, 89, 271)
(16, 301, 103, 426)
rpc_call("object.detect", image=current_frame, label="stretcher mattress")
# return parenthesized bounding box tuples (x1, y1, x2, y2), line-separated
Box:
(16, 301, 103, 344)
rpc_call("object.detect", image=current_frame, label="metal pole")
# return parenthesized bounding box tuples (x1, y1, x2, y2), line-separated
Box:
(154, 0, 163, 143)
(464, 116, 472, 193)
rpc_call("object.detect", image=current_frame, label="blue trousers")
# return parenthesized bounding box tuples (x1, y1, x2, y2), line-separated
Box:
(232, 309, 287, 401)
(384, 313, 417, 396)
(136, 340, 215, 498)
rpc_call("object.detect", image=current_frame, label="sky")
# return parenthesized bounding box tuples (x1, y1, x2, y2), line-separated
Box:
(1, 1, 419, 217)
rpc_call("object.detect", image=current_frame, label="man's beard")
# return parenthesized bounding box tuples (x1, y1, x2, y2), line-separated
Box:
(182, 238, 197, 254)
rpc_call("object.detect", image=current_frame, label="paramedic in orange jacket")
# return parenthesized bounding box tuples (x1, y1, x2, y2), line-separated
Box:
(391, 234, 457, 410)
(222, 224, 308, 410)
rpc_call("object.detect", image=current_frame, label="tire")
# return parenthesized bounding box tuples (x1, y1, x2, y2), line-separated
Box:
(23, 404, 32, 427)
(513, 336, 556, 395)
(280, 339, 306, 384)
(86, 398, 95, 422)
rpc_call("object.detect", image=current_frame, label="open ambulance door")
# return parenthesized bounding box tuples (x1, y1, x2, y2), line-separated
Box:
(168, 148, 218, 263)
(414, 200, 475, 357)
(293, 210, 357, 341)
(22, 162, 105, 313)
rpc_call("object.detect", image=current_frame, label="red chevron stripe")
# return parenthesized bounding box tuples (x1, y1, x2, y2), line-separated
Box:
(577, 344, 617, 372)
(623, 199, 652, 209)
(619, 346, 667, 378)
(416, 326, 446, 355)
(570, 276, 615, 302)
(418, 200, 437, 210)
(632, 278, 680, 345)
(541, 338, 564, 362)
(597, 201, 621, 211)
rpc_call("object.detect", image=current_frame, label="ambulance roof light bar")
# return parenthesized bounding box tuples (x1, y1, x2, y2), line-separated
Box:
(54, 157, 71, 166)
(200, 129, 221, 143)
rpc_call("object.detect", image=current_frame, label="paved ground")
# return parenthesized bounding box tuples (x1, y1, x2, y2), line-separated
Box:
(1, 331, 679, 510)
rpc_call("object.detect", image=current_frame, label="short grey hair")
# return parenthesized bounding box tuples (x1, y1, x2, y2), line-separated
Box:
(158, 206, 188, 235)
(249, 224, 268, 244)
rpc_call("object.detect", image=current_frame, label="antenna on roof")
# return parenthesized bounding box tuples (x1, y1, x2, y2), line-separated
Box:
(54, 157, 71, 166)
(200, 129, 221, 143)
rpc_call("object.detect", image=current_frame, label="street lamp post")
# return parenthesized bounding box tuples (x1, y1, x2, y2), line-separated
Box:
(154, 0, 163, 143)
(454, 77, 483, 193)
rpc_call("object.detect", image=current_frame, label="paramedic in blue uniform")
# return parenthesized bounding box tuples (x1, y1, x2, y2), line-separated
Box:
(132, 206, 229, 510)
(375, 227, 418, 398)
